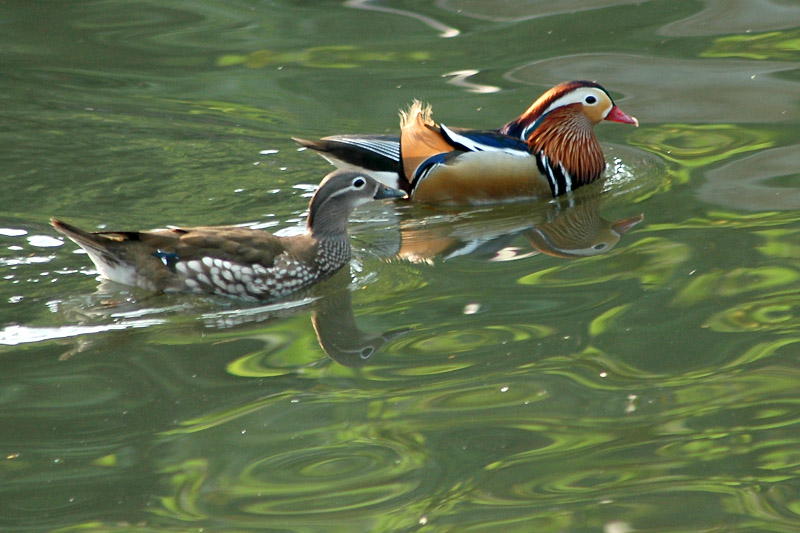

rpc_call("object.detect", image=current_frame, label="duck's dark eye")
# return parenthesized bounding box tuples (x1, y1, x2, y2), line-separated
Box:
(360, 346, 374, 359)
(353, 177, 366, 188)
(585, 95, 597, 104)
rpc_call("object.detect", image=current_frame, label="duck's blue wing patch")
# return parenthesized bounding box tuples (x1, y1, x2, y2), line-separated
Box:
(153, 250, 180, 270)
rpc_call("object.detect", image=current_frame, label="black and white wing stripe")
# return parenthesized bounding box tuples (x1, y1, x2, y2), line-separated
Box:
(439, 125, 530, 156)
(294, 135, 401, 170)
(330, 136, 401, 162)
(294, 134, 405, 190)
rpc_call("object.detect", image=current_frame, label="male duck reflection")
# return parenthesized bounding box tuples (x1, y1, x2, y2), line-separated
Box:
(52, 170, 406, 300)
(295, 80, 638, 204)
(394, 191, 643, 263)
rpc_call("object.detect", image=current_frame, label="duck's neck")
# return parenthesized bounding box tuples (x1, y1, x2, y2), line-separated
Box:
(503, 108, 606, 192)
(307, 213, 352, 275)
(308, 202, 354, 246)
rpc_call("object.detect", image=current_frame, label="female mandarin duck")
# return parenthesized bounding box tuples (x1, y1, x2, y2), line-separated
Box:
(295, 80, 638, 205)
(51, 170, 406, 300)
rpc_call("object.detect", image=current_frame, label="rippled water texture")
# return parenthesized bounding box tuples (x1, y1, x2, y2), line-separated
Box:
(2, 1, 800, 531)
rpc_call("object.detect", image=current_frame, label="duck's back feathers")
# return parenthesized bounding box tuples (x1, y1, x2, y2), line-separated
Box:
(51, 218, 185, 291)
(438, 126, 531, 154)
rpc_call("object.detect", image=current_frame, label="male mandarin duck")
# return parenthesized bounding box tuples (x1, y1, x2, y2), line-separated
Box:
(51, 170, 406, 300)
(295, 80, 638, 205)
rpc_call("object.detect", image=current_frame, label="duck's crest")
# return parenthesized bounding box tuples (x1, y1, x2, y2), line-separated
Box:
(399, 100, 453, 184)
(399, 99, 434, 129)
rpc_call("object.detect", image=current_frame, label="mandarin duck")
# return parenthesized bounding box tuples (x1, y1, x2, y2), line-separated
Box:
(51, 170, 406, 300)
(295, 80, 638, 205)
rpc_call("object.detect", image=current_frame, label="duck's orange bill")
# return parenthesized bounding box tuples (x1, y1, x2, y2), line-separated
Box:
(606, 105, 639, 127)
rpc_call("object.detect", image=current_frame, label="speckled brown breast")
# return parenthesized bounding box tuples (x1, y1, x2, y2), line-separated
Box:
(173, 237, 352, 300)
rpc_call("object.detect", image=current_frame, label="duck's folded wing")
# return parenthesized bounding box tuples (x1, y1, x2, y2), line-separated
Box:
(157, 227, 291, 266)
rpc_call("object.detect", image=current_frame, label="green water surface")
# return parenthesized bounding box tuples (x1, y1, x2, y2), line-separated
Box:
(2, 1, 800, 531)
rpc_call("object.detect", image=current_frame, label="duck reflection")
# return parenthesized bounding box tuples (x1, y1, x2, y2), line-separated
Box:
(521, 199, 643, 259)
(309, 277, 409, 367)
(198, 270, 408, 367)
(55, 269, 406, 367)
(394, 190, 643, 263)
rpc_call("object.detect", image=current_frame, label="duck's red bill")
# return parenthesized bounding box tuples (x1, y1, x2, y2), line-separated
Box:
(606, 105, 639, 127)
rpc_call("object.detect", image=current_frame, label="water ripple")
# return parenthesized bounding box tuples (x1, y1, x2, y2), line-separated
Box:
(156, 429, 435, 528)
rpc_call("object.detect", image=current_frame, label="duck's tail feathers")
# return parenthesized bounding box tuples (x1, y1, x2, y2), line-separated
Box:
(51, 217, 164, 288)
(51, 218, 129, 253)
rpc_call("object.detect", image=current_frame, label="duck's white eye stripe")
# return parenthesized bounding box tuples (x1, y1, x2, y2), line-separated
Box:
(542, 88, 607, 116)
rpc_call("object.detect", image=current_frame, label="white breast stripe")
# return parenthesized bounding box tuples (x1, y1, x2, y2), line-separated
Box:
(560, 163, 573, 193)
(414, 163, 437, 183)
(542, 156, 559, 196)
(440, 125, 528, 156)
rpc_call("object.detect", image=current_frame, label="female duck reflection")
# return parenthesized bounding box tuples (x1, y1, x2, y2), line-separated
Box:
(55, 268, 407, 367)
(200, 271, 409, 368)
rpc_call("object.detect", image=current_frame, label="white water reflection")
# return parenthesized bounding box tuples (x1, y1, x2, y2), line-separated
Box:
(0, 228, 27, 237)
(346, 0, 460, 38)
(443, 70, 501, 94)
(0, 320, 165, 346)
(436, 0, 641, 22)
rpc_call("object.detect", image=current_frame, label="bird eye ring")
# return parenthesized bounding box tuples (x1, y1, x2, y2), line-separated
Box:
(585, 95, 597, 104)
(353, 177, 366, 188)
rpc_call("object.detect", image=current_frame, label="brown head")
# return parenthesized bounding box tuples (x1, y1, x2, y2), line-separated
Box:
(509, 80, 638, 131)
(500, 81, 638, 192)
